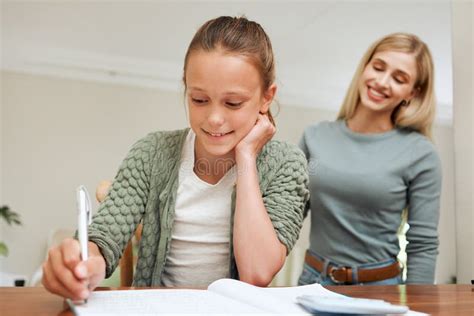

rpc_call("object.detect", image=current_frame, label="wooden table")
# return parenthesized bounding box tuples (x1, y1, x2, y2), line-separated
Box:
(1, 284, 473, 315)
(326, 284, 474, 315)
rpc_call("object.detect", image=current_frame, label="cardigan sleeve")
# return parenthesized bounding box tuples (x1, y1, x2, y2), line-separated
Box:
(262, 143, 310, 254)
(88, 133, 155, 278)
(405, 143, 442, 284)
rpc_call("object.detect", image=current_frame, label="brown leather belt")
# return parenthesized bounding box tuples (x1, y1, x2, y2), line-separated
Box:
(305, 251, 401, 284)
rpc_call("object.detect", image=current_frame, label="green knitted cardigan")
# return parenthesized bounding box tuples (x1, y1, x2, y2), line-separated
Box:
(88, 128, 309, 286)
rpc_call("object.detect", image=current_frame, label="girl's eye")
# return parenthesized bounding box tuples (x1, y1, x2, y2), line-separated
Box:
(226, 101, 243, 107)
(192, 98, 207, 104)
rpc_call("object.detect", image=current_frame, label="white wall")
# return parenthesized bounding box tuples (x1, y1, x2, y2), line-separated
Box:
(0, 71, 188, 279)
(0, 1, 4, 264)
(452, 0, 473, 284)
(0, 64, 3, 268)
(0, 70, 457, 284)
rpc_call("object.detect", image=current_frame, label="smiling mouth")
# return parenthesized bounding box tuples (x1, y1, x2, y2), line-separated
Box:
(203, 129, 233, 137)
(367, 86, 388, 100)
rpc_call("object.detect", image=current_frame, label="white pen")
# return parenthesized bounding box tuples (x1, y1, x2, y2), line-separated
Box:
(76, 185, 92, 261)
(75, 185, 92, 305)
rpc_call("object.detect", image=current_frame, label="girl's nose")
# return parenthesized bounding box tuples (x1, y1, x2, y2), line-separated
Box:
(207, 105, 225, 126)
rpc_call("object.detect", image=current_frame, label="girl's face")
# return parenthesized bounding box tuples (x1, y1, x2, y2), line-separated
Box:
(185, 50, 273, 161)
(358, 50, 418, 115)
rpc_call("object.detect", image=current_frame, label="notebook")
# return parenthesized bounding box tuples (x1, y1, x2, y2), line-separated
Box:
(69, 278, 426, 315)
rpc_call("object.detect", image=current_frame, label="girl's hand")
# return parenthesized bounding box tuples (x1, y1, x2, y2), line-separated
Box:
(235, 113, 276, 164)
(42, 238, 106, 300)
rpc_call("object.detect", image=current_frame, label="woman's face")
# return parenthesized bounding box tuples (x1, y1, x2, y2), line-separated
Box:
(358, 50, 418, 115)
(185, 49, 272, 161)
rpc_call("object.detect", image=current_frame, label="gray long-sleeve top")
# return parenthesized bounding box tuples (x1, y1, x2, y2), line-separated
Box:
(300, 120, 442, 284)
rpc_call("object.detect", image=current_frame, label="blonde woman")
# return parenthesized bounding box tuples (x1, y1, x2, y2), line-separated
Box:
(299, 33, 441, 285)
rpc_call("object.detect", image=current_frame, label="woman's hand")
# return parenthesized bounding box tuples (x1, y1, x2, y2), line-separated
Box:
(42, 238, 106, 300)
(235, 113, 276, 164)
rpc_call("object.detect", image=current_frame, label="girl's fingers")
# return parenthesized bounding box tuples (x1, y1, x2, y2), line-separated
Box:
(256, 114, 276, 140)
(42, 257, 88, 300)
(50, 247, 89, 298)
(82, 256, 106, 290)
(61, 238, 82, 272)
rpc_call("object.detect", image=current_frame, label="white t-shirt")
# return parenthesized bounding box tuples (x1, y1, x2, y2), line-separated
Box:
(161, 130, 236, 287)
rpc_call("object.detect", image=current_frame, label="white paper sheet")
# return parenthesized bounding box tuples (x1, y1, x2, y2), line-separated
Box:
(72, 288, 263, 315)
(208, 279, 307, 314)
(71, 279, 427, 316)
(262, 284, 427, 316)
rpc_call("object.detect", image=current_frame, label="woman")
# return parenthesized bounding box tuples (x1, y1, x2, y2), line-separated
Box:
(42, 16, 309, 300)
(299, 33, 441, 285)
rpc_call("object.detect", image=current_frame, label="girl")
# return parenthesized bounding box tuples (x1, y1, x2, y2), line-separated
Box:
(299, 33, 441, 285)
(42, 16, 309, 300)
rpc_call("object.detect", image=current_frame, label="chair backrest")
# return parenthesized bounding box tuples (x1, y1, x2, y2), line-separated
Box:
(96, 180, 141, 287)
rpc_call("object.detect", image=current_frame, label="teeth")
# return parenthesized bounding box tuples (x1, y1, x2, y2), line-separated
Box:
(209, 132, 227, 137)
(370, 87, 386, 98)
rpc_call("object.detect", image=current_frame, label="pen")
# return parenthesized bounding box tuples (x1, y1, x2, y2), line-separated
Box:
(76, 185, 92, 304)
(77, 185, 92, 261)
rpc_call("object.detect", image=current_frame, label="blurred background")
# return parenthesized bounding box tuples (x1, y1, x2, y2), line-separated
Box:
(1, 0, 472, 286)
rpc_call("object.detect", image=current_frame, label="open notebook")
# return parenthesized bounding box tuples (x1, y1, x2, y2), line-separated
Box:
(70, 278, 426, 315)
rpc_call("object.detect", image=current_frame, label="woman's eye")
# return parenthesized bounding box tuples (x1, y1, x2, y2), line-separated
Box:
(373, 65, 383, 71)
(192, 98, 207, 104)
(394, 77, 405, 84)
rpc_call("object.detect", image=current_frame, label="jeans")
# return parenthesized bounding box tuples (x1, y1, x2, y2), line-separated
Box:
(298, 251, 403, 286)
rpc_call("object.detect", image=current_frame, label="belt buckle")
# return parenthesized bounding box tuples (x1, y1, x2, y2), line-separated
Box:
(328, 266, 347, 284)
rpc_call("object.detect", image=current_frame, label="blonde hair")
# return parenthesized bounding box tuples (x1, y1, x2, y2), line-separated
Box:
(183, 16, 276, 126)
(337, 33, 436, 139)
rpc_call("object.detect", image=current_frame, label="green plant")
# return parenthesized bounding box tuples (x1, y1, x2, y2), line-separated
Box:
(0, 205, 22, 256)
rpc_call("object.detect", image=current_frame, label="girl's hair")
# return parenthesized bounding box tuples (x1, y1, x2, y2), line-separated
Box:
(337, 32, 436, 139)
(183, 16, 276, 125)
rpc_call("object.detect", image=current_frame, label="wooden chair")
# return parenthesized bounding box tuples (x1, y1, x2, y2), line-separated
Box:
(96, 180, 142, 286)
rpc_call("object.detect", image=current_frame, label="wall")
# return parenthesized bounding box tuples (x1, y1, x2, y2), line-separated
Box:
(452, 0, 473, 284)
(0, 71, 187, 279)
(0, 64, 3, 266)
(0, 71, 457, 284)
(0, 0, 4, 264)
